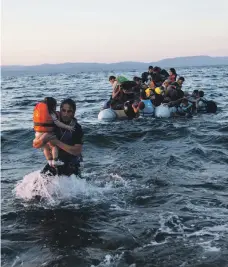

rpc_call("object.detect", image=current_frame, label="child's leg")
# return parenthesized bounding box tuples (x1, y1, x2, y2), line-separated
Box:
(51, 146, 58, 160)
(40, 132, 56, 143)
(33, 132, 56, 148)
(43, 144, 53, 166)
(51, 146, 64, 166)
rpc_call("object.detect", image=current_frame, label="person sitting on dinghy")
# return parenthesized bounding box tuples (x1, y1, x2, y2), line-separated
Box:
(169, 68, 177, 82)
(150, 87, 164, 107)
(176, 98, 193, 117)
(102, 75, 128, 109)
(132, 90, 154, 117)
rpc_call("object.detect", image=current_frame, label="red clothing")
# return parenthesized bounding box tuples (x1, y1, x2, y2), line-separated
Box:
(169, 74, 177, 83)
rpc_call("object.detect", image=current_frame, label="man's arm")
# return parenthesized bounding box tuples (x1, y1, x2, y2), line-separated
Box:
(51, 114, 73, 131)
(49, 139, 82, 156)
(168, 98, 184, 107)
(53, 119, 74, 131)
(112, 86, 121, 99)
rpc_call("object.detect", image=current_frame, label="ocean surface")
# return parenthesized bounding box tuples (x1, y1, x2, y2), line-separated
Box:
(1, 66, 228, 267)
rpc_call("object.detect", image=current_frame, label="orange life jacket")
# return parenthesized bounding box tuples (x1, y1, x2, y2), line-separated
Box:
(33, 102, 55, 132)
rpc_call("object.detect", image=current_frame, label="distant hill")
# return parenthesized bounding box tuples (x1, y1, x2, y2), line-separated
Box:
(156, 56, 228, 67)
(1, 56, 228, 75)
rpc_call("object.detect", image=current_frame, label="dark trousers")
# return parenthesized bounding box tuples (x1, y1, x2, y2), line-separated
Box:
(41, 162, 81, 177)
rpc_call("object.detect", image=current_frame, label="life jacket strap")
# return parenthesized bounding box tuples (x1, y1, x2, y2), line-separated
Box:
(34, 122, 55, 127)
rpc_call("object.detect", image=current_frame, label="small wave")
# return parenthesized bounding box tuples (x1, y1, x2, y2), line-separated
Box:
(91, 252, 128, 267)
(1, 129, 33, 151)
(65, 74, 82, 79)
(77, 99, 98, 104)
(13, 170, 108, 204)
(1, 128, 32, 137)
(193, 222, 228, 233)
(15, 99, 37, 107)
(155, 212, 227, 258)
(197, 240, 221, 252)
(4, 86, 15, 90)
(187, 146, 207, 157)
(166, 154, 182, 167)
(13, 170, 128, 205)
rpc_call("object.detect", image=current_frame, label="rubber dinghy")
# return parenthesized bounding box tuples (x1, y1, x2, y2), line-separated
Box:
(154, 105, 177, 118)
(98, 108, 128, 121)
(98, 105, 177, 121)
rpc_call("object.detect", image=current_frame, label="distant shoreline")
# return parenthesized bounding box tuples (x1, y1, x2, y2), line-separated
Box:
(2, 56, 228, 74)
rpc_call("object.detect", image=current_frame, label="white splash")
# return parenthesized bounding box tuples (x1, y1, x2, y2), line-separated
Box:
(157, 212, 226, 255)
(198, 240, 220, 252)
(13, 170, 113, 204)
(90, 252, 125, 267)
(186, 223, 228, 238)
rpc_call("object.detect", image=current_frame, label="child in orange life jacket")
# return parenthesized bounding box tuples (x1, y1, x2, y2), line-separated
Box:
(33, 97, 75, 167)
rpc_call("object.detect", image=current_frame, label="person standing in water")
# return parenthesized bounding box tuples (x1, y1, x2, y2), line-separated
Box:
(33, 97, 75, 167)
(41, 98, 84, 177)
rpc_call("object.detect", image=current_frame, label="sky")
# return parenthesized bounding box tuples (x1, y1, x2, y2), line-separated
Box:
(1, 0, 228, 65)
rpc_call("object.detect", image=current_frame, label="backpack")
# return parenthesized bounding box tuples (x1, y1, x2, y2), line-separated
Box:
(117, 76, 129, 84)
(121, 81, 137, 91)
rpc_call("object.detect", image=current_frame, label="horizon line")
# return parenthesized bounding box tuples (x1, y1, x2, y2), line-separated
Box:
(2, 55, 228, 68)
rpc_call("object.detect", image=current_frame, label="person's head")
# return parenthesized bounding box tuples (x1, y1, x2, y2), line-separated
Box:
(60, 98, 76, 123)
(153, 66, 161, 73)
(133, 76, 142, 85)
(162, 79, 171, 88)
(148, 66, 153, 73)
(192, 89, 199, 98)
(177, 76, 185, 86)
(181, 98, 189, 106)
(199, 90, 204, 97)
(44, 97, 57, 113)
(109, 76, 116, 85)
(169, 68, 176, 76)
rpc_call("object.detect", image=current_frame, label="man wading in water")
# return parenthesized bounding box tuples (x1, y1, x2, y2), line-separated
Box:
(41, 98, 84, 177)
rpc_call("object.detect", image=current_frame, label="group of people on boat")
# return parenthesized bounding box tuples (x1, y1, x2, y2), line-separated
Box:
(103, 66, 217, 118)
